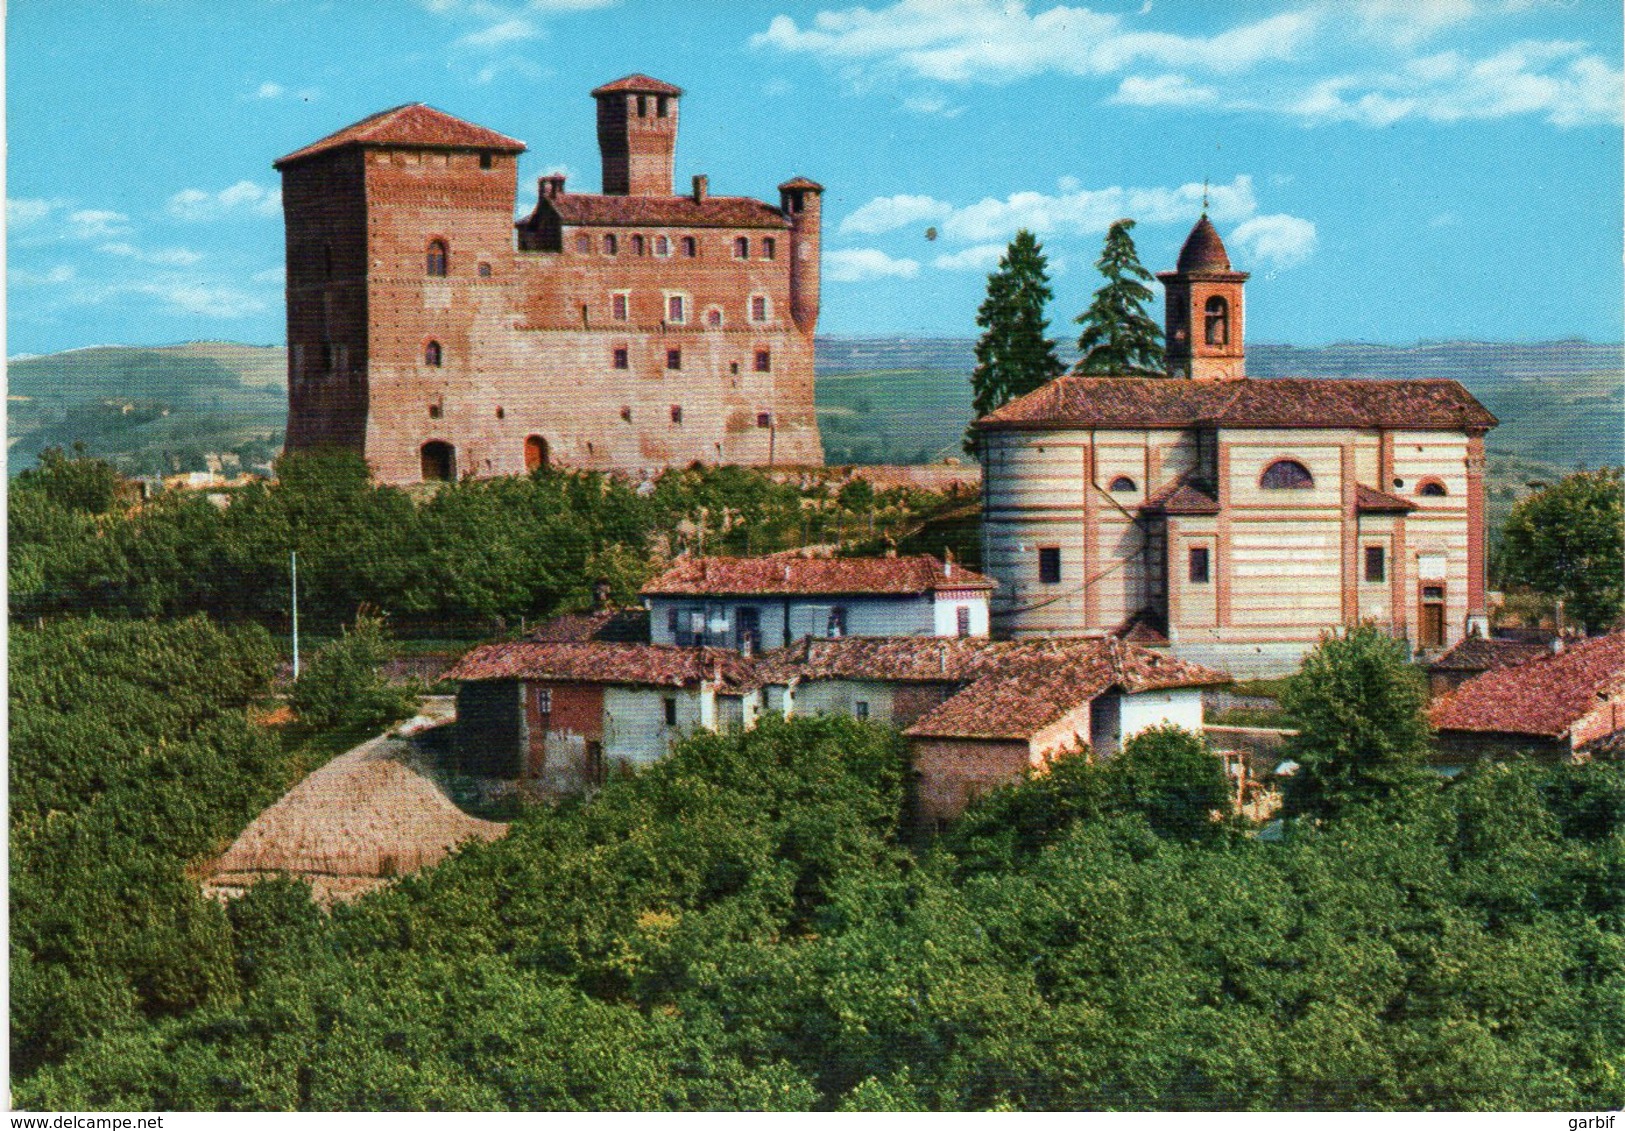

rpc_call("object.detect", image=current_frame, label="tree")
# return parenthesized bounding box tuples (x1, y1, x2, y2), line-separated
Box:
(1108, 724, 1231, 841)
(1498, 468, 1624, 634)
(1280, 626, 1435, 821)
(1072, 218, 1164, 377)
(968, 231, 1063, 435)
(290, 613, 419, 730)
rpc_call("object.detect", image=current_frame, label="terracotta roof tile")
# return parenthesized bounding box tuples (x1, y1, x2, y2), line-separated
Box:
(1173, 215, 1236, 273)
(778, 176, 824, 192)
(1142, 477, 1220, 515)
(275, 104, 525, 168)
(1429, 632, 1625, 739)
(592, 74, 683, 96)
(535, 192, 789, 230)
(525, 608, 650, 644)
(905, 638, 1228, 741)
(977, 376, 1498, 432)
(1428, 635, 1551, 673)
(1355, 484, 1417, 513)
(443, 641, 755, 689)
(642, 555, 996, 598)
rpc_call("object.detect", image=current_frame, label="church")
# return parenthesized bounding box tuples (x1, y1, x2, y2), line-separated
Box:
(975, 217, 1497, 676)
(275, 76, 823, 484)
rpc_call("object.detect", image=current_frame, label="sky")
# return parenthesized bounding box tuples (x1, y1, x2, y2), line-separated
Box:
(7, 0, 1623, 356)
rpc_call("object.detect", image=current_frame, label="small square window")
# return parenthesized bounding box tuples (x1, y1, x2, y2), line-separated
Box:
(827, 607, 847, 637)
(428, 403, 442, 419)
(478, 261, 492, 277)
(734, 236, 749, 259)
(667, 350, 682, 371)
(757, 412, 772, 428)
(612, 347, 629, 369)
(754, 349, 771, 372)
(612, 293, 629, 321)
(1038, 547, 1061, 584)
(855, 701, 870, 720)
(535, 687, 552, 713)
(763, 237, 776, 260)
(479, 152, 493, 170)
(1189, 546, 1211, 584)
(1365, 546, 1387, 583)
(750, 296, 767, 322)
(670, 404, 683, 423)
(495, 406, 505, 420)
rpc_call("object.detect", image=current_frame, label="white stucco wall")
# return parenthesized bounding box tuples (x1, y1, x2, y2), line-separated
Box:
(1119, 687, 1206, 740)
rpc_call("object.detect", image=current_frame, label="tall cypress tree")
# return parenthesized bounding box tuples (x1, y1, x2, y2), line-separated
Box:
(1073, 218, 1164, 377)
(969, 230, 1063, 426)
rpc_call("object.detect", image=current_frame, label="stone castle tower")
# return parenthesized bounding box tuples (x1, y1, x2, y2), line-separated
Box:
(275, 75, 824, 484)
(1158, 215, 1248, 381)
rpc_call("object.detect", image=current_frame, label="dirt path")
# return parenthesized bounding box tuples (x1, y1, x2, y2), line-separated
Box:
(204, 705, 507, 905)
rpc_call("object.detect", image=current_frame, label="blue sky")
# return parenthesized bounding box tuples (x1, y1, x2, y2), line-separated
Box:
(8, 0, 1622, 356)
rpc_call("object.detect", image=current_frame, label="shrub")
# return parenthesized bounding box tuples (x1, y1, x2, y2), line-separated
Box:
(290, 614, 418, 730)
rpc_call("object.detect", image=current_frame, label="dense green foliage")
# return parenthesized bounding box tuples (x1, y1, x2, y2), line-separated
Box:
(968, 231, 1064, 430)
(1280, 627, 1435, 821)
(291, 615, 421, 730)
(1072, 218, 1164, 377)
(9, 449, 952, 635)
(1498, 467, 1625, 634)
(10, 617, 291, 1078)
(14, 694, 1623, 1110)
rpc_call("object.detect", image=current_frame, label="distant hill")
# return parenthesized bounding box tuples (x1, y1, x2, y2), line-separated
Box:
(8, 338, 1619, 496)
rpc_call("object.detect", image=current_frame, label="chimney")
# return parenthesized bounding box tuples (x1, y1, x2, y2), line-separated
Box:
(540, 173, 567, 199)
(692, 174, 708, 203)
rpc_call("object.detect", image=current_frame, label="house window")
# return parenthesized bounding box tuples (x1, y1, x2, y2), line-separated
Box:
(763, 237, 776, 260)
(426, 239, 448, 277)
(1418, 479, 1448, 497)
(612, 292, 629, 321)
(575, 233, 591, 254)
(667, 294, 686, 323)
(855, 701, 870, 720)
(826, 607, 847, 637)
(664, 697, 678, 726)
(666, 349, 682, 371)
(1364, 546, 1387, 583)
(681, 236, 697, 257)
(734, 236, 749, 259)
(479, 152, 493, 170)
(1189, 546, 1211, 584)
(1260, 459, 1314, 489)
(670, 404, 682, 423)
(707, 308, 724, 327)
(1109, 476, 1137, 492)
(667, 608, 680, 636)
(1038, 546, 1061, 584)
(956, 605, 972, 637)
(535, 687, 552, 714)
(1204, 296, 1229, 345)
(604, 234, 619, 255)
(477, 261, 492, 277)
(612, 347, 629, 369)
(757, 412, 772, 428)
(750, 295, 768, 322)
(632, 235, 646, 256)
(754, 349, 771, 372)
(424, 340, 443, 367)
(428, 403, 442, 418)
(655, 235, 671, 257)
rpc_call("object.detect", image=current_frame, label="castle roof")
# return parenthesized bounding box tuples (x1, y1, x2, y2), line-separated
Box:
(1429, 632, 1625, 740)
(1173, 214, 1234, 273)
(443, 640, 757, 689)
(274, 104, 525, 168)
(976, 376, 1497, 433)
(642, 554, 996, 598)
(540, 192, 790, 230)
(778, 176, 825, 192)
(592, 74, 684, 97)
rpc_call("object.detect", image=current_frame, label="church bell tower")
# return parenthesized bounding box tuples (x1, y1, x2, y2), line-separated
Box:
(1159, 215, 1248, 381)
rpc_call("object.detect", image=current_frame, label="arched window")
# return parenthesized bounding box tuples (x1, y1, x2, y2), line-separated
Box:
(1418, 479, 1448, 497)
(654, 235, 671, 257)
(681, 236, 697, 257)
(420, 441, 456, 482)
(424, 340, 442, 367)
(1260, 459, 1314, 489)
(524, 435, 548, 472)
(1204, 295, 1229, 345)
(426, 239, 448, 277)
(1109, 476, 1137, 492)
(603, 233, 618, 255)
(631, 235, 645, 256)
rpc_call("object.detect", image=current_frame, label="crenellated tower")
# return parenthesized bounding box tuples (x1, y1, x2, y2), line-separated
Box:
(1158, 215, 1248, 381)
(593, 74, 681, 196)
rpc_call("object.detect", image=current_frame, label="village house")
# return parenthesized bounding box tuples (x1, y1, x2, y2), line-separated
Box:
(975, 216, 1498, 677)
(1429, 631, 1625, 765)
(641, 554, 995, 652)
(1425, 633, 1555, 697)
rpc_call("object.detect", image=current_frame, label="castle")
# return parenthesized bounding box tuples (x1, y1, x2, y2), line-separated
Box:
(976, 216, 1497, 676)
(275, 75, 824, 484)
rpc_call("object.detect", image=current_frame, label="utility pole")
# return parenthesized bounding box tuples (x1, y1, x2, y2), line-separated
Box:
(290, 550, 301, 681)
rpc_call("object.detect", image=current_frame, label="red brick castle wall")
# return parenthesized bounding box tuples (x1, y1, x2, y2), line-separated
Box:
(276, 75, 824, 484)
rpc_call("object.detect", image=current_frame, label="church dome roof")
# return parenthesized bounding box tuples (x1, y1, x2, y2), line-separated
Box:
(1176, 215, 1232, 272)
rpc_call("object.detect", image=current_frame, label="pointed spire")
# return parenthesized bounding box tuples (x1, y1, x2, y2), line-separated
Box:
(1175, 214, 1232, 273)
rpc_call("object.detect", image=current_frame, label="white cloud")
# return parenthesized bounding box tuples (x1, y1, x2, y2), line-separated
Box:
(940, 175, 1256, 242)
(254, 81, 287, 99)
(752, 2, 1316, 84)
(100, 242, 204, 266)
(11, 265, 77, 286)
(1230, 213, 1318, 268)
(825, 248, 921, 281)
(133, 282, 266, 319)
(930, 243, 1007, 271)
(457, 16, 538, 48)
(838, 193, 953, 235)
(167, 181, 282, 221)
(68, 209, 131, 239)
(901, 94, 964, 116)
(7, 198, 62, 228)
(1110, 73, 1220, 107)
